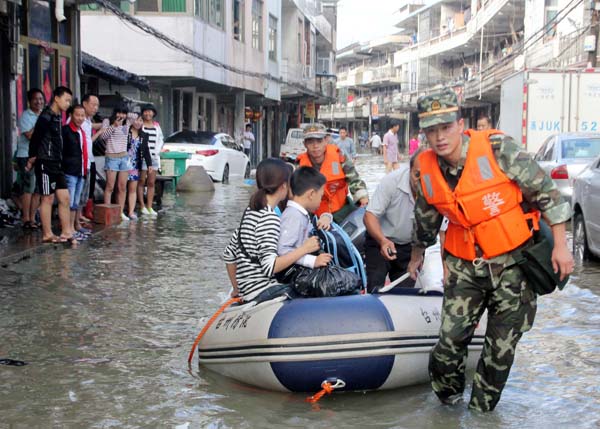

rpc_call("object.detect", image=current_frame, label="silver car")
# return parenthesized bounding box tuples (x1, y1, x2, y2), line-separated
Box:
(572, 157, 600, 261)
(534, 133, 600, 201)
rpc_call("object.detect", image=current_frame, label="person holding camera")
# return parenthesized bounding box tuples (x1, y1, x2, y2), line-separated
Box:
(99, 106, 131, 221)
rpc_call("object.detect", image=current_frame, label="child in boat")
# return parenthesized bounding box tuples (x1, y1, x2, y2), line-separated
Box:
(277, 166, 333, 270)
(222, 158, 321, 303)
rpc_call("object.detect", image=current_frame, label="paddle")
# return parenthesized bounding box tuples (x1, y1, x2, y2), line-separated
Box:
(377, 272, 412, 293)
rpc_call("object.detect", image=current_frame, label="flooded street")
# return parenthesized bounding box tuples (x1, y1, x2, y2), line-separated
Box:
(1, 154, 599, 428)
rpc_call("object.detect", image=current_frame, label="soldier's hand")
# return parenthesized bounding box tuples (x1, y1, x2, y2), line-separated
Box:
(407, 254, 424, 281)
(552, 242, 574, 281)
(380, 238, 397, 261)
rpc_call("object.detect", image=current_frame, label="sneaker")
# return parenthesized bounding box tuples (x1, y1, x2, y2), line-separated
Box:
(78, 227, 92, 234)
(121, 213, 129, 221)
(148, 208, 158, 216)
(141, 207, 150, 215)
(128, 213, 138, 220)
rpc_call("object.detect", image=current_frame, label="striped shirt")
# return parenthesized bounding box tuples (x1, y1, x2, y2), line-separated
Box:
(222, 207, 281, 301)
(143, 122, 164, 163)
(100, 120, 128, 155)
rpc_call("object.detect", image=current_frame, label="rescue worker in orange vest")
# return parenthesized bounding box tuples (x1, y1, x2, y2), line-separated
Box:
(407, 89, 574, 412)
(297, 123, 368, 224)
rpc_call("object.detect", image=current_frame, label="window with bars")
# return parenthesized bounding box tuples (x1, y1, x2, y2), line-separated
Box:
(268, 14, 277, 61)
(544, 0, 558, 39)
(251, 0, 263, 51)
(233, 0, 244, 41)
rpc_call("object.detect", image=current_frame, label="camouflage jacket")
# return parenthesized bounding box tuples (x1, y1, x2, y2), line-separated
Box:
(412, 133, 571, 262)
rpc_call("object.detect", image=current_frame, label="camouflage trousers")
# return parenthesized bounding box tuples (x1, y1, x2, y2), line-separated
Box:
(429, 254, 537, 412)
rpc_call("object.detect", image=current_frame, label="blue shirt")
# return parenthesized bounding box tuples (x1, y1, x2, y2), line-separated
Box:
(336, 137, 356, 159)
(17, 109, 40, 158)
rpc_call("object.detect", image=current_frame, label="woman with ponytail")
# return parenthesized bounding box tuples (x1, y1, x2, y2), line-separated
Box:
(223, 158, 320, 302)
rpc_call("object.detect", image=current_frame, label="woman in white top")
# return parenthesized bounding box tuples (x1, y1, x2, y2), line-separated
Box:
(138, 104, 164, 216)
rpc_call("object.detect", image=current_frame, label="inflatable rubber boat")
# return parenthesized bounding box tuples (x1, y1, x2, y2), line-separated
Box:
(195, 244, 487, 393)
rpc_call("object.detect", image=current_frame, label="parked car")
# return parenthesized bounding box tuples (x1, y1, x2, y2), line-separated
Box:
(534, 133, 600, 201)
(572, 156, 600, 261)
(162, 131, 250, 183)
(280, 128, 304, 162)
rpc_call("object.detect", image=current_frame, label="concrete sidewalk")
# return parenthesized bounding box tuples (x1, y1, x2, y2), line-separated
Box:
(0, 221, 108, 267)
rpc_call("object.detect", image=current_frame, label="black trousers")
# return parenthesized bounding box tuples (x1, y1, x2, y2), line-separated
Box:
(88, 162, 96, 200)
(364, 232, 414, 293)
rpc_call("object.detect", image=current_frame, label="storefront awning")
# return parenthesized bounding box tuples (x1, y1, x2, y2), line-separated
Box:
(81, 51, 150, 92)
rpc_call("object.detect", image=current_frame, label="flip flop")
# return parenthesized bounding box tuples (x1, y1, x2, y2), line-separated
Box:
(23, 221, 39, 230)
(42, 236, 61, 244)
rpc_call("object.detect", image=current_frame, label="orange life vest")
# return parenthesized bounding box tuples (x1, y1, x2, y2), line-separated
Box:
(297, 144, 348, 216)
(418, 129, 539, 260)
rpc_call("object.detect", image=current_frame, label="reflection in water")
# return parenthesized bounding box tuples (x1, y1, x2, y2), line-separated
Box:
(0, 153, 599, 428)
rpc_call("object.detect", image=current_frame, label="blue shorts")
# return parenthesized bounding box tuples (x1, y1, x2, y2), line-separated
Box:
(65, 174, 85, 210)
(105, 155, 131, 172)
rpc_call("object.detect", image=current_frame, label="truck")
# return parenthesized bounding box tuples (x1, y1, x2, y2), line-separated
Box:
(499, 70, 600, 155)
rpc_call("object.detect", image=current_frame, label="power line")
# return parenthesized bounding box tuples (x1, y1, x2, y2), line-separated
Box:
(92, 0, 334, 101)
(482, 0, 584, 72)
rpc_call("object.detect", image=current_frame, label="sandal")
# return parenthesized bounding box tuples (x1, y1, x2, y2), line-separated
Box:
(23, 221, 39, 230)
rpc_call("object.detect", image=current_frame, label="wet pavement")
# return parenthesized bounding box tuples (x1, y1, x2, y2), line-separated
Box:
(1, 152, 599, 428)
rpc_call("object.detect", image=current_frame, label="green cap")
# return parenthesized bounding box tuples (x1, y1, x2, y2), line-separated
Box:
(417, 88, 460, 129)
(302, 123, 328, 140)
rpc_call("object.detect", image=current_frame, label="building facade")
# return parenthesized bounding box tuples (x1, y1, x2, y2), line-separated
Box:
(81, 0, 283, 164)
(280, 0, 337, 134)
(0, 0, 80, 197)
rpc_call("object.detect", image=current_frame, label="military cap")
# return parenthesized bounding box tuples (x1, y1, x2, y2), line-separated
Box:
(302, 123, 328, 140)
(417, 88, 460, 129)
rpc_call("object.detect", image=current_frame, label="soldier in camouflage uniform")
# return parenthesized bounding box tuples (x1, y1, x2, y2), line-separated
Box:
(298, 123, 368, 223)
(407, 89, 574, 412)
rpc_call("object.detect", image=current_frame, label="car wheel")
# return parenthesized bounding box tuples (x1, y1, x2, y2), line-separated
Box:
(222, 164, 230, 184)
(244, 163, 251, 179)
(573, 212, 591, 263)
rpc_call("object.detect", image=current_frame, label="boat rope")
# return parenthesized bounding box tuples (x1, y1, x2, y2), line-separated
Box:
(187, 297, 242, 368)
(305, 379, 346, 404)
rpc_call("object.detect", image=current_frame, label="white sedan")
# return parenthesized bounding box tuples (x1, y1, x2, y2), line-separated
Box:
(162, 131, 250, 183)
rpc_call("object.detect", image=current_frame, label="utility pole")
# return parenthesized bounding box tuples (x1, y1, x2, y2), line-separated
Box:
(367, 95, 372, 141)
(588, 0, 600, 68)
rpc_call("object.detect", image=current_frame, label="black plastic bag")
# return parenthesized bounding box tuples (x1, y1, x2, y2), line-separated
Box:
(293, 265, 361, 297)
(517, 220, 569, 296)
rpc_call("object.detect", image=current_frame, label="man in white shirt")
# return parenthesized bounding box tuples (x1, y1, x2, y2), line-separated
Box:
(243, 124, 255, 158)
(370, 132, 382, 155)
(363, 147, 425, 291)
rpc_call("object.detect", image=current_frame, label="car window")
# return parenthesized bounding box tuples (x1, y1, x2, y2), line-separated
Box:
(534, 140, 549, 161)
(561, 138, 600, 159)
(165, 131, 216, 145)
(221, 137, 241, 150)
(540, 138, 555, 161)
(292, 130, 303, 140)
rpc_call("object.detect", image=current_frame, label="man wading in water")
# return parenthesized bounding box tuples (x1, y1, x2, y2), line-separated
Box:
(407, 88, 574, 412)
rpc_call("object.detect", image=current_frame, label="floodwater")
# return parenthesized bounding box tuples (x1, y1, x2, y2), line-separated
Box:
(1, 152, 599, 428)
